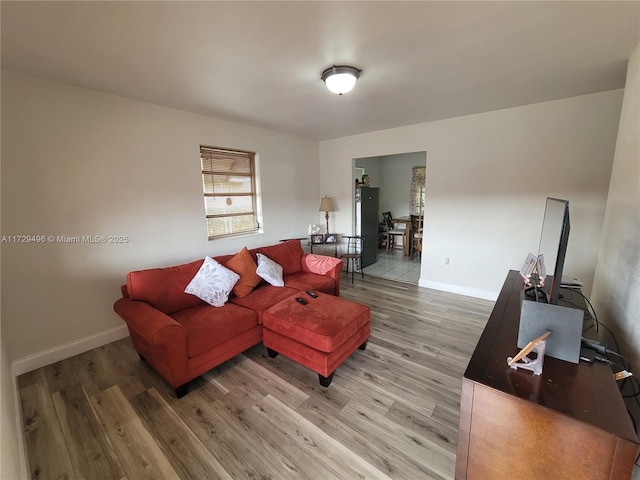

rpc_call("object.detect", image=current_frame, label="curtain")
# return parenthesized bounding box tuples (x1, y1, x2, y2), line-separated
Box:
(409, 167, 426, 215)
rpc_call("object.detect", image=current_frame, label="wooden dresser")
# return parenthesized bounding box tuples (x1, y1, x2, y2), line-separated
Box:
(456, 270, 639, 479)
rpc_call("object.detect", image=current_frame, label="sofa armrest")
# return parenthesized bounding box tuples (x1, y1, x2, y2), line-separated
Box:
(114, 297, 183, 341)
(113, 298, 188, 387)
(301, 254, 344, 296)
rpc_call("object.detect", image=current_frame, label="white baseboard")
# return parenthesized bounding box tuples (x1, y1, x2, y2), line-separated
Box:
(12, 370, 29, 479)
(419, 278, 499, 301)
(11, 324, 129, 377)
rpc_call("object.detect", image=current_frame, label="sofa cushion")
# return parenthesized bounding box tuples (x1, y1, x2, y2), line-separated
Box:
(256, 253, 284, 287)
(256, 240, 303, 276)
(184, 256, 239, 307)
(127, 259, 205, 315)
(229, 285, 298, 323)
(225, 247, 262, 298)
(171, 303, 258, 358)
(283, 272, 336, 295)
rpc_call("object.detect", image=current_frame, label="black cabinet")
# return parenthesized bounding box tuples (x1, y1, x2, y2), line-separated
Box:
(355, 187, 379, 268)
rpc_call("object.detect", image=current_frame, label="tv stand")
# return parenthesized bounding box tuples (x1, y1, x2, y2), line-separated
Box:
(456, 270, 638, 478)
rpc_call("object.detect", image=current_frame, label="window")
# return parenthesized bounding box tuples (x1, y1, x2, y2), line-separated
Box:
(200, 145, 259, 240)
(409, 166, 426, 215)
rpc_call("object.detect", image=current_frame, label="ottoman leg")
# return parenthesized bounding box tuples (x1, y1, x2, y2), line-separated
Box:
(266, 348, 279, 358)
(358, 340, 368, 351)
(175, 384, 189, 399)
(319, 372, 334, 387)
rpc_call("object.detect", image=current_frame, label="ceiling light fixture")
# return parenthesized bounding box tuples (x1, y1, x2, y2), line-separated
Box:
(321, 65, 362, 95)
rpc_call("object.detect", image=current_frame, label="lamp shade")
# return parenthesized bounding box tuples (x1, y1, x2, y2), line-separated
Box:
(321, 65, 361, 95)
(319, 196, 334, 212)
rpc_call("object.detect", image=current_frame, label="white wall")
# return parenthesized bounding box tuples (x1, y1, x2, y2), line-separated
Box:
(592, 42, 640, 454)
(1, 70, 320, 365)
(378, 152, 426, 217)
(320, 91, 623, 299)
(354, 156, 382, 188)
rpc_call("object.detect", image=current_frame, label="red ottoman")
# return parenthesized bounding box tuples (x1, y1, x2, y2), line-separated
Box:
(263, 291, 370, 387)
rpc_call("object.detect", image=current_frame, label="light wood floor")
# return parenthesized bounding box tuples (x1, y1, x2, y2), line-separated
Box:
(18, 275, 494, 480)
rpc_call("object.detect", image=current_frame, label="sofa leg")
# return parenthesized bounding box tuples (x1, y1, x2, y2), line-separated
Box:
(138, 352, 146, 362)
(175, 384, 188, 399)
(358, 340, 368, 351)
(319, 372, 334, 387)
(266, 348, 279, 358)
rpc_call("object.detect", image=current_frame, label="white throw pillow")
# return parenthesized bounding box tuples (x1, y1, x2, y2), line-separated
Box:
(256, 253, 284, 287)
(184, 256, 240, 307)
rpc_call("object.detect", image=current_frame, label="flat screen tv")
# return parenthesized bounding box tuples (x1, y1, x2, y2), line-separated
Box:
(536, 197, 570, 304)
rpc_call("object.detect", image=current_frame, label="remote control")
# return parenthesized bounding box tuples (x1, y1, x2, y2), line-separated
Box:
(306, 290, 318, 298)
(295, 297, 307, 305)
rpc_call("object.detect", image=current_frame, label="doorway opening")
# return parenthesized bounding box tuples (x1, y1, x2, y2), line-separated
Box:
(352, 151, 426, 284)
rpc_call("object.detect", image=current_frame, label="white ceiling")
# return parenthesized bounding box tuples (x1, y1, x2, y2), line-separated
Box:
(2, 1, 638, 140)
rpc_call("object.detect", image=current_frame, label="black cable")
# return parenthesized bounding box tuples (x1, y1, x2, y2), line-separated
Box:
(628, 409, 637, 433)
(561, 287, 600, 333)
(562, 298, 596, 324)
(622, 392, 640, 399)
(607, 350, 632, 371)
(607, 359, 628, 371)
(598, 320, 623, 355)
(621, 376, 640, 407)
(560, 287, 640, 438)
(582, 322, 596, 335)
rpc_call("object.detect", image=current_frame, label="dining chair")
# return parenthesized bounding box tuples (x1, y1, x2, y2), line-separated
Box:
(340, 236, 365, 283)
(410, 214, 423, 258)
(382, 211, 407, 254)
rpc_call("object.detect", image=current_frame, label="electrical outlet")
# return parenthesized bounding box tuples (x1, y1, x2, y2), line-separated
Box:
(444, 257, 450, 266)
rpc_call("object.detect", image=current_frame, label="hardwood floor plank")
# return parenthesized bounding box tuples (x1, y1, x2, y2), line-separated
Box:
(254, 394, 392, 480)
(45, 349, 117, 397)
(227, 353, 310, 408)
(337, 352, 438, 419)
(401, 346, 470, 379)
(340, 400, 455, 480)
(20, 381, 73, 480)
(332, 379, 395, 416)
(205, 361, 267, 409)
(18, 366, 48, 390)
(430, 400, 463, 432)
(94, 338, 155, 399)
(129, 388, 233, 480)
(52, 384, 124, 480)
(359, 343, 464, 405)
(209, 353, 310, 410)
(385, 400, 458, 455)
(243, 345, 353, 412)
(294, 395, 423, 479)
(53, 471, 76, 480)
(169, 387, 283, 479)
(370, 324, 440, 357)
(90, 385, 179, 480)
(198, 376, 344, 479)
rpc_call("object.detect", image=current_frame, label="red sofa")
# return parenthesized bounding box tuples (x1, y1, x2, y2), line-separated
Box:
(113, 240, 343, 397)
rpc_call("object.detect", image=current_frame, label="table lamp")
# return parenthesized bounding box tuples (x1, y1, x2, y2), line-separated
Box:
(318, 196, 334, 233)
